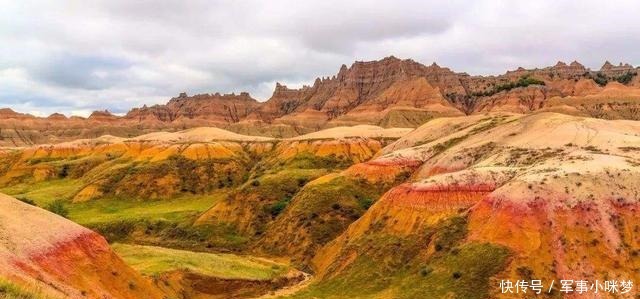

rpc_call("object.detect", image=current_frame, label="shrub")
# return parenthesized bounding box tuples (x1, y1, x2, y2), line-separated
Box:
(420, 266, 433, 277)
(434, 217, 468, 252)
(616, 72, 637, 84)
(17, 197, 37, 206)
(594, 72, 608, 86)
(46, 200, 69, 218)
(358, 198, 374, 209)
(297, 177, 308, 187)
(269, 197, 291, 216)
(58, 164, 69, 178)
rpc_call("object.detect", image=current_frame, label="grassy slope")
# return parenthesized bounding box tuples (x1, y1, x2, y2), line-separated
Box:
(288, 217, 510, 299)
(0, 278, 52, 299)
(0, 177, 226, 235)
(69, 193, 224, 225)
(0, 179, 83, 206)
(0, 177, 247, 251)
(112, 243, 288, 280)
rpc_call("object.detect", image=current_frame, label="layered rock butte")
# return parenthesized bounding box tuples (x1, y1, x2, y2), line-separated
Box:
(1, 57, 639, 146)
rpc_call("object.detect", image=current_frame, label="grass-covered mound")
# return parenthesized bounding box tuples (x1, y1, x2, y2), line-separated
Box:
(254, 172, 410, 269)
(290, 217, 510, 299)
(112, 243, 289, 280)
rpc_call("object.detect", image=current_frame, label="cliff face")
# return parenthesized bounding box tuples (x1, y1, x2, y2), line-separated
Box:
(245, 56, 465, 127)
(0, 193, 164, 299)
(125, 92, 261, 124)
(0, 57, 638, 146)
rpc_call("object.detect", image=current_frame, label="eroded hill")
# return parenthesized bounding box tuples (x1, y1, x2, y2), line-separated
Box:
(0, 125, 409, 254)
(0, 193, 164, 299)
(296, 112, 640, 298)
(1, 113, 639, 298)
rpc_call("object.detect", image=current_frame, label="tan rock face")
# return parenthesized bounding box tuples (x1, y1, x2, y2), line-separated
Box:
(125, 92, 261, 123)
(0, 57, 638, 146)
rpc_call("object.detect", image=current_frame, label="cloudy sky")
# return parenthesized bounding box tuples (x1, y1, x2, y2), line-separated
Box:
(1, 0, 639, 117)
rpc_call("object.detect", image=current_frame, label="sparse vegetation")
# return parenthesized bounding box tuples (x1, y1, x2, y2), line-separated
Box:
(268, 196, 292, 216)
(45, 200, 68, 218)
(583, 145, 603, 153)
(69, 193, 223, 225)
(432, 136, 468, 155)
(619, 146, 640, 152)
(94, 219, 248, 251)
(472, 76, 545, 97)
(1, 179, 84, 206)
(290, 216, 510, 299)
(433, 216, 467, 252)
(17, 197, 37, 206)
(616, 71, 637, 84)
(0, 278, 48, 299)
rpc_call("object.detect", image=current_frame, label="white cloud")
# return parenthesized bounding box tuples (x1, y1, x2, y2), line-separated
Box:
(0, 0, 639, 116)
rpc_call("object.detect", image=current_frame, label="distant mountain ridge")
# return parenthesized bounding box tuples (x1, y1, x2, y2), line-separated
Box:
(0, 56, 639, 146)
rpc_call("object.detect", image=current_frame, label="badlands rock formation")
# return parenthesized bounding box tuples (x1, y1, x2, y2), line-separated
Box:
(0, 111, 639, 298)
(0, 57, 638, 146)
(298, 112, 640, 298)
(0, 125, 409, 253)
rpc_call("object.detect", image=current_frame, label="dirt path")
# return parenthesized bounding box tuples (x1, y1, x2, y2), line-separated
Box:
(254, 271, 313, 299)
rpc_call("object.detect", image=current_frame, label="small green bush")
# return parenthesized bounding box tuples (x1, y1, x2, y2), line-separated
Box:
(268, 197, 291, 216)
(46, 200, 69, 218)
(358, 198, 374, 209)
(616, 72, 637, 84)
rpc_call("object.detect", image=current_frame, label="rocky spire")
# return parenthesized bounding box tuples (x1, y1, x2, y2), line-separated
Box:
(569, 60, 585, 68)
(600, 61, 614, 71)
(554, 61, 568, 67)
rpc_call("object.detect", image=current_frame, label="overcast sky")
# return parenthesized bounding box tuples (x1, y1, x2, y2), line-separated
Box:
(1, 0, 639, 117)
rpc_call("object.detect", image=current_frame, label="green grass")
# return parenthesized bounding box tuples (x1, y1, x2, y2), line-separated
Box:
(0, 179, 83, 206)
(245, 168, 328, 199)
(112, 243, 289, 280)
(68, 193, 226, 226)
(0, 278, 50, 299)
(68, 191, 250, 251)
